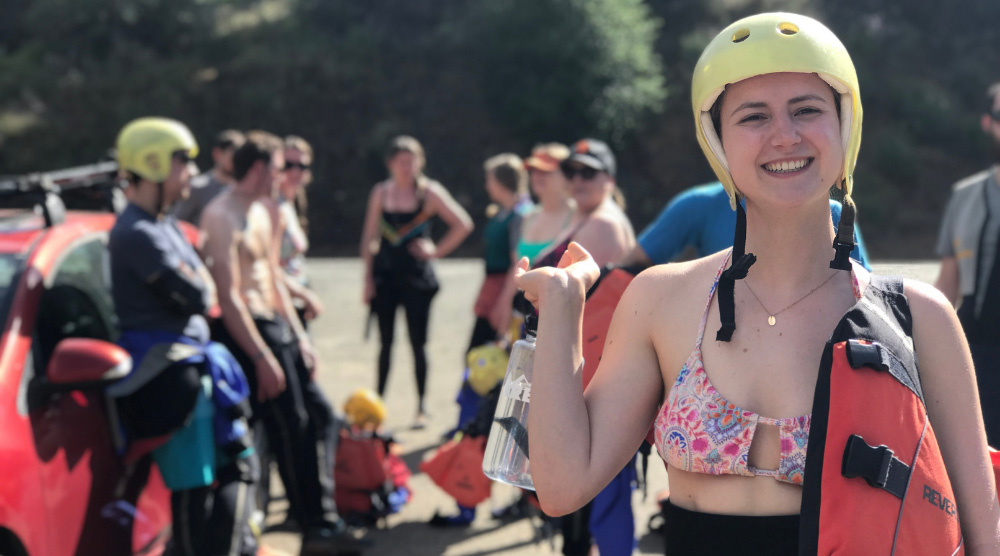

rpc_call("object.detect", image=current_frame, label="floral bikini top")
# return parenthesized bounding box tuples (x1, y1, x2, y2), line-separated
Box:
(654, 251, 861, 486)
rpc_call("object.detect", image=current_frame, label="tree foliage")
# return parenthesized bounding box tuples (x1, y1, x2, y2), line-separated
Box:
(1, 0, 998, 257)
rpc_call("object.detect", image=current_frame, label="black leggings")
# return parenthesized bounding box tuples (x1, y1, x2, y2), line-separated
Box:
(170, 456, 259, 556)
(214, 316, 340, 530)
(372, 284, 437, 411)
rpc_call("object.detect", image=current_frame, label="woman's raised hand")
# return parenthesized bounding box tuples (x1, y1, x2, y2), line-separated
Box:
(513, 242, 601, 310)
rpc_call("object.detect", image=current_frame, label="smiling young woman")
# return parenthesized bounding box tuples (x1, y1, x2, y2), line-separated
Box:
(513, 12, 1000, 555)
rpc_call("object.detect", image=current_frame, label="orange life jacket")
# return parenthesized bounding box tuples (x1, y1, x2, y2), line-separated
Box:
(800, 275, 963, 555)
(581, 267, 637, 390)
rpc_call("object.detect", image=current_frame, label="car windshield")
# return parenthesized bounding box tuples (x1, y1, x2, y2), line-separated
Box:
(0, 254, 21, 329)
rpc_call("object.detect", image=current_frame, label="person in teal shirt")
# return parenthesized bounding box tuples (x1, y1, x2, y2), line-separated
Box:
(621, 182, 870, 269)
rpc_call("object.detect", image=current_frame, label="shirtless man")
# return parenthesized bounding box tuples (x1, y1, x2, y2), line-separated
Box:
(201, 131, 367, 554)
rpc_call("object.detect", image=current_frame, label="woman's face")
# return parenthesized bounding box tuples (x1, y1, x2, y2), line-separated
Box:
(528, 168, 568, 202)
(719, 72, 843, 210)
(281, 147, 311, 196)
(387, 151, 421, 184)
(485, 172, 505, 203)
(563, 162, 611, 213)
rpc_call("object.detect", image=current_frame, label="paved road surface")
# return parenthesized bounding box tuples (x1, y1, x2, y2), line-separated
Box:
(262, 258, 939, 555)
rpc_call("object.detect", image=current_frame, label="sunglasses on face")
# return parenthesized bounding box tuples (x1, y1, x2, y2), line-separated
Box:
(284, 161, 310, 171)
(172, 151, 193, 164)
(561, 165, 600, 181)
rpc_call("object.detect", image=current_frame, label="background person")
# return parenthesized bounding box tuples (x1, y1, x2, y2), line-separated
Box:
(533, 138, 635, 269)
(201, 131, 368, 554)
(171, 129, 245, 226)
(934, 81, 1000, 447)
(620, 181, 870, 269)
(518, 143, 575, 266)
(360, 135, 474, 429)
(515, 13, 1000, 554)
(108, 117, 258, 556)
(273, 135, 324, 327)
(434, 153, 531, 526)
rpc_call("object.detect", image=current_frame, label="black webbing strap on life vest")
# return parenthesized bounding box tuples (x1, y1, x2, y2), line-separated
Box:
(716, 202, 756, 342)
(830, 192, 856, 271)
(845, 338, 924, 406)
(841, 434, 911, 499)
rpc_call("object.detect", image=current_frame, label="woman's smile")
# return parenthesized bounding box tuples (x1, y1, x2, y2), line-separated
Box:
(762, 157, 813, 175)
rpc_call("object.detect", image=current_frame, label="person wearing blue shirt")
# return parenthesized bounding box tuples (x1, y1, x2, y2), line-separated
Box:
(621, 182, 870, 269)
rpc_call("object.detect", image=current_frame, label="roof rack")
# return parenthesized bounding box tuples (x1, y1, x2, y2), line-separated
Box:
(0, 161, 125, 228)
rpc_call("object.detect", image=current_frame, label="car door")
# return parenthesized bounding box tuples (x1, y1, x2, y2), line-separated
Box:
(27, 234, 167, 556)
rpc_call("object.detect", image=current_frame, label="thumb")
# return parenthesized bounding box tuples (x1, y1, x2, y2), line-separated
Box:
(565, 241, 594, 264)
(513, 256, 530, 278)
(565, 242, 600, 288)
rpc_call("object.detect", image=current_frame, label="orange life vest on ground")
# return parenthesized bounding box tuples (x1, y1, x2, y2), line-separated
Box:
(800, 275, 963, 555)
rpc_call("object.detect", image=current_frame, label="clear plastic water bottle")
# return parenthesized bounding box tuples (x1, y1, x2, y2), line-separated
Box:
(482, 314, 537, 490)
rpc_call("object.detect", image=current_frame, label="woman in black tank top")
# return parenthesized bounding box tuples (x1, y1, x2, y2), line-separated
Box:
(360, 136, 473, 427)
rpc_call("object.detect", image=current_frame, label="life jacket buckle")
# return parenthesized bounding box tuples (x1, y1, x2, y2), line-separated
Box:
(841, 434, 910, 499)
(845, 340, 889, 372)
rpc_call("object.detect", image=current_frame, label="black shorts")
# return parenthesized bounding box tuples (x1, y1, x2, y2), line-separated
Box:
(662, 501, 799, 555)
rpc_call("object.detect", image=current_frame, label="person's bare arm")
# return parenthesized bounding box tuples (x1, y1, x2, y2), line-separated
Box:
(411, 183, 473, 260)
(934, 256, 961, 307)
(282, 272, 323, 321)
(360, 184, 384, 303)
(908, 279, 1000, 553)
(514, 243, 664, 515)
(571, 217, 630, 268)
(201, 206, 286, 401)
(489, 251, 519, 337)
(262, 202, 316, 371)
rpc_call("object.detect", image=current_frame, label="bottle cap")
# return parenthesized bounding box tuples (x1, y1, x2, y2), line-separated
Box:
(525, 312, 538, 336)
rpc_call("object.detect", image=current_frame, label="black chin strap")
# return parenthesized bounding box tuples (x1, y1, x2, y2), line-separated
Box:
(156, 182, 164, 216)
(830, 191, 856, 271)
(716, 202, 756, 342)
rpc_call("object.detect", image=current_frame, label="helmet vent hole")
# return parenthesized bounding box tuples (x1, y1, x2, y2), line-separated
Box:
(731, 28, 751, 43)
(778, 22, 799, 35)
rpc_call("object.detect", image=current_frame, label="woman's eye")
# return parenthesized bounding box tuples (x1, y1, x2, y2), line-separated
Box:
(738, 114, 765, 124)
(795, 107, 822, 116)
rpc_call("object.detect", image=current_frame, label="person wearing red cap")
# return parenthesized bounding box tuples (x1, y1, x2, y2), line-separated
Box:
(518, 143, 576, 266)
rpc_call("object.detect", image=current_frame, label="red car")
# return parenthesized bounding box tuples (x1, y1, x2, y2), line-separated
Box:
(0, 170, 172, 555)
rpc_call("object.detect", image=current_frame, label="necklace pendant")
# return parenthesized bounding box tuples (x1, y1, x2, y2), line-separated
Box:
(768, 315, 776, 326)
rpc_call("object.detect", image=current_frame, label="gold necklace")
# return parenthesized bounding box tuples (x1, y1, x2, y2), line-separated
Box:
(743, 271, 838, 326)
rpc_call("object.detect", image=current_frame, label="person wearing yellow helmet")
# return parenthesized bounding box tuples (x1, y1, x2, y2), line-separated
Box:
(110, 117, 261, 556)
(513, 12, 1000, 554)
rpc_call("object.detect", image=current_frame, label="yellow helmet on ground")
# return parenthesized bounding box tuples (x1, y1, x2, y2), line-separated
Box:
(344, 388, 387, 428)
(116, 117, 199, 183)
(467, 345, 509, 396)
(691, 12, 862, 209)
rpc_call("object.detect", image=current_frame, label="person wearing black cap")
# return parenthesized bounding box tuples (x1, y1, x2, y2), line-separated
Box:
(531, 138, 635, 270)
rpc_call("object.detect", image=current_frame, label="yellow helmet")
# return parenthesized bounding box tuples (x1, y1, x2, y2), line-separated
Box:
(466, 345, 509, 396)
(691, 12, 862, 209)
(115, 117, 199, 183)
(343, 388, 387, 428)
